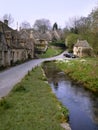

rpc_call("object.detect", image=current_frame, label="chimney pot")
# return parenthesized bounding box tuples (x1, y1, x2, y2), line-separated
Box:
(4, 19, 8, 25)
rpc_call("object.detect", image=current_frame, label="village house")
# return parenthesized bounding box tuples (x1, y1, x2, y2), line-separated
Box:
(19, 29, 34, 59)
(0, 20, 34, 67)
(33, 31, 49, 53)
(33, 29, 63, 53)
(73, 40, 93, 57)
(18, 26, 63, 54)
(26, 29, 49, 54)
(0, 20, 63, 67)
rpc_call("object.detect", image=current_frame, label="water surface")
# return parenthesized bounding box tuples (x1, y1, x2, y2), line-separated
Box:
(43, 62, 98, 130)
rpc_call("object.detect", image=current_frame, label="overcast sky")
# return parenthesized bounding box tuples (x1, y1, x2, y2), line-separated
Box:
(0, 0, 98, 29)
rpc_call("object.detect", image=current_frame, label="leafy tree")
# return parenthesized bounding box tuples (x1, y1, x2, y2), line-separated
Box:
(64, 6, 98, 55)
(66, 33, 79, 52)
(63, 26, 70, 38)
(33, 19, 51, 33)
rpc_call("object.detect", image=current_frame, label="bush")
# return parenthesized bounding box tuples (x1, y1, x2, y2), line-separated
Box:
(65, 33, 80, 52)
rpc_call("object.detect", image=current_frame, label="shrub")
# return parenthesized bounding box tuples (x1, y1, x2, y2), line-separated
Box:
(65, 33, 80, 52)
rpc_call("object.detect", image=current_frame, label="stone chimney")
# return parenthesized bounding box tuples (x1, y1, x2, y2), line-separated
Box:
(30, 31, 33, 39)
(4, 19, 8, 25)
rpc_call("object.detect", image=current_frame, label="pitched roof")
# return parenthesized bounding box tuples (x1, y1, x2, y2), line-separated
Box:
(74, 40, 90, 47)
(0, 21, 26, 49)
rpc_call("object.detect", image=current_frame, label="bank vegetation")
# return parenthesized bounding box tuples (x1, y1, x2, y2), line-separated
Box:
(0, 66, 68, 130)
(56, 58, 98, 95)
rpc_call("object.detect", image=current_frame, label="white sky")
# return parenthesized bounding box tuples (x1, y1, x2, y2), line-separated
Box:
(0, 0, 98, 29)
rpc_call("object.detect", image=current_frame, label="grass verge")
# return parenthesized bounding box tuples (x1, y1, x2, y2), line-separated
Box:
(55, 58, 98, 95)
(0, 66, 68, 130)
(37, 46, 63, 58)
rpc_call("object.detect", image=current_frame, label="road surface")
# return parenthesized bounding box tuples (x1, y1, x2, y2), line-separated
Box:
(0, 52, 67, 98)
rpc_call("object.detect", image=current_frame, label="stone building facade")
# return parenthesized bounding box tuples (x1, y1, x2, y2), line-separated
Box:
(0, 20, 63, 67)
(73, 40, 93, 57)
(0, 20, 34, 67)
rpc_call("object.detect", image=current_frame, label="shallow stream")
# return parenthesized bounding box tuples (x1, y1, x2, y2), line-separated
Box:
(43, 62, 98, 130)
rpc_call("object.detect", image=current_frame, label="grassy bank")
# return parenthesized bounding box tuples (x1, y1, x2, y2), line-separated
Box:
(0, 66, 68, 130)
(37, 46, 63, 58)
(55, 58, 98, 94)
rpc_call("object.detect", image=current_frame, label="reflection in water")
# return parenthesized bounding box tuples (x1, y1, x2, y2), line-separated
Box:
(53, 79, 58, 88)
(43, 62, 98, 130)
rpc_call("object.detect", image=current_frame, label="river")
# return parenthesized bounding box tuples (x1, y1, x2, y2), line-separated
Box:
(43, 62, 98, 130)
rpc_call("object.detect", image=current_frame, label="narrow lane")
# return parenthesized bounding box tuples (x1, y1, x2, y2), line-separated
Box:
(0, 52, 66, 98)
(0, 59, 42, 97)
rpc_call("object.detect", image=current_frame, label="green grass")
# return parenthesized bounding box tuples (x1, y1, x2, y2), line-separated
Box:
(55, 58, 98, 94)
(0, 66, 68, 130)
(37, 46, 63, 58)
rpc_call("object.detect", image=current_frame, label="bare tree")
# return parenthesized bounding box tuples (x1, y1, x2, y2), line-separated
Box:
(33, 19, 51, 33)
(68, 16, 90, 34)
(20, 21, 31, 29)
(89, 7, 98, 33)
(3, 14, 14, 25)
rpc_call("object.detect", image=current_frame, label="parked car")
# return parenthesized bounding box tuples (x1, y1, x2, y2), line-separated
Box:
(63, 53, 77, 58)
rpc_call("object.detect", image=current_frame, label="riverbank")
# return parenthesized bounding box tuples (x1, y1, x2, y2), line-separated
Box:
(0, 66, 69, 130)
(55, 58, 98, 95)
(42, 60, 98, 130)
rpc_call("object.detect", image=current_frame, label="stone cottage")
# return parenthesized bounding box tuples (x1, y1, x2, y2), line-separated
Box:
(19, 29, 34, 59)
(0, 20, 34, 67)
(73, 40, 93, 57)
(20, 28, 63, 54)
(29, 30, 49, 53)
